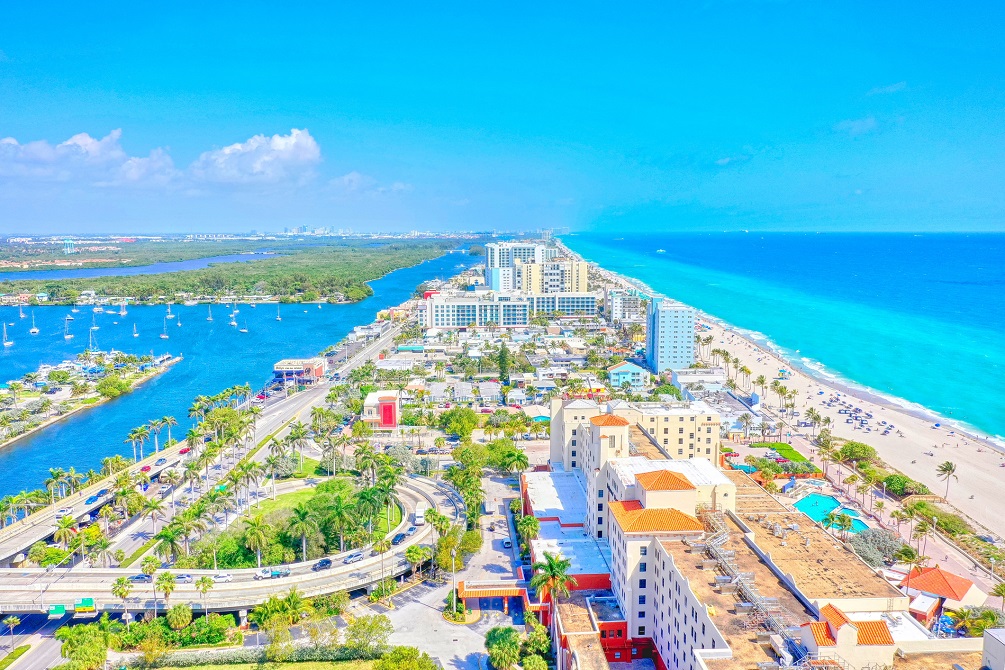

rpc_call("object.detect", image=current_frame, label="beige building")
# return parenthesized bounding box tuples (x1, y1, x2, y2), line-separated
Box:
(513, 257, 589, 294)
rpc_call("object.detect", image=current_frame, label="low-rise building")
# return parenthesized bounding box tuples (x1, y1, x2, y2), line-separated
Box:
(362, 390, 402, 429)
(607, 361, 650, 391)
(272, 357, 326, 385)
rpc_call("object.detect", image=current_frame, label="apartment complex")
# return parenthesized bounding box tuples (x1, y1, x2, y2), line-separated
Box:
(484, 241, 588, 294)
(645, 296, 696, 373)
(605, 287, 646, 323)
(424, 290, 597, 328)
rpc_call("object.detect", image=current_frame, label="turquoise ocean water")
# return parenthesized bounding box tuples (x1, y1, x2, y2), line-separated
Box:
(564, 233, 1005, 442)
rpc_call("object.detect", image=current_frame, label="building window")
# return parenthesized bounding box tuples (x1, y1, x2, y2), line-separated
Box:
(597, 503, 603, 511)
(597, 516, 603, 525)
(571, 440, 577, 446)
(638, 610, 645, 618)
(640, 547, 647, 556)
(571, 461, 576, 468)
(638, 595, 646, 605)
(639, 562, 647, 573)
(639, 579, 646, 589)
(598, 490, 604, 498)
(638, 627, 646, 636)
(571, 450, 577, 457)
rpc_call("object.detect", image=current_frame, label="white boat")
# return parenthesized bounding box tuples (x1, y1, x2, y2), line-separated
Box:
(228, 318, 238, 327)
(207, 305, 213, 322)
(166, 305, 175, 320)
(159, 318, 169, 339)
(176, 318, 182, 327)
(239, 321, 248, 333)
(250, 303, 256, 309)
(93, 305, 104, 313)
(18, 305, 25, 319)
(2, 323, 12, 347)
(64, 316, 73, 340)
(276, 305, 282, 322)
(29, 312, 39, 335)
(133, 323, 139, 338)
(183, 300, 198, 307)
(90, 315, 100, 331)
(233, 305, 240, 314)
(656, 249, 666, 254)
(71, 305, 80, 313)
(66, 314, 75, 321)
(119, 302, 127, 316)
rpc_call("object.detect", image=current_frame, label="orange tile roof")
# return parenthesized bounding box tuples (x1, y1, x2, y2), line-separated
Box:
(855, 620, 894, 646)
(457, 582, 526, 599)
(590, 414, 630, 427)
(607, 500, 704, 534)
(636, 470, 695, 491)
(802, 622, 836, 646)
(898, 565, 974, 601)
(819, 604, 851, 630)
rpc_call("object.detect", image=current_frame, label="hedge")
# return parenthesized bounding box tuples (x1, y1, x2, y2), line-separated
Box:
(128, 644, 387, 667)
(0, 646, 30, 670)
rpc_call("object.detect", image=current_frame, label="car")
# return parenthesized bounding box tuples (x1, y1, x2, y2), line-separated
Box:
(254, 567, 291, 580)
(96, 488, 109, 497)
(129, 574, 153, 583)
(391, 533, 407, 546)
(155, 458, 167, 466)
(977, 535, 996, 544)
(179, 447, 191, 455)
(140, 465, 152, 472)
(256, 393, 267, 400)
(480, 408, 492, 414)
(158, 485, 171, 495)
(406, 526, 417, 536)
(312, 558, 333, 571)
(212, 573, 233, 583)
(175, 574, 194, 584)
(55, 507, 74, 520)
(502, 539, 513, 549)
(85, 495, 99, 505)
(343, 552, 364, 564)
(416, 449, 428, 455)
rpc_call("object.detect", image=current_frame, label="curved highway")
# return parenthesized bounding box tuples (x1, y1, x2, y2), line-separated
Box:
(0, 476, 463, 614)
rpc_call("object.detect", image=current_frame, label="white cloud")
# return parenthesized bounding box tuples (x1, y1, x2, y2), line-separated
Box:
(833, 116, 878, 137)
(330, 171, 412, 196)
(867, 81, 907, 96)
(189, 128, 320, 183)
(0, 129, 171, 183)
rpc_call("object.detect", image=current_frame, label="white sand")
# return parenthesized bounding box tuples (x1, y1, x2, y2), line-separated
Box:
(701, 316, 1005, 539)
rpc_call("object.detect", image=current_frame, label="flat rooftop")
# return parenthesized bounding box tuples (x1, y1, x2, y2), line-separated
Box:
(892, 652, 983, 670)
(725, 469, 789, 513)
(524, 470, 587, 525)
(557, 590, 601, 634)
(610, 456, 732, 489)
(533, 522, 612, 577)
(628, 425, 670, 460)
(588, 597, 625, 623)
(630, 400, 715, 417)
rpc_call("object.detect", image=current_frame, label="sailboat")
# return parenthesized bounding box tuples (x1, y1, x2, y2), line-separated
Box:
(93, 304, 104, 313)
(166, 304, 175, 320)
(71, 305, 80, 313)
(233, 304, 240, 314)
(29, 312, 39, 335)
(64, 316, 74, 340)
(159, 318, 169, 339)
(239, 321, 248, 334)
(90, 314, 100, 331)
(228, 313, 238, 327)
(133, 323, 139, 338)
(176, 316, 182, 327)
(207, 305, 213, 322)
(18, 304, 25, 319)
(119, 302, 127, 317)
(276, 305, 282, 322)
(2, 323, 12, 347)
(250, 303, 256, 309)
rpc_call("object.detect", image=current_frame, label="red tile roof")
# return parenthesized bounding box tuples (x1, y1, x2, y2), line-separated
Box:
(635, 470, 696, 491)
(899, 565, 974, 601)
(802, 622, 836, 646)
(819, 604, 851, 630)
(803, 604, 894, 648)
(855, 620, 894, 646)
(607, 500, 704, 534)
(590, 414, 630, 427)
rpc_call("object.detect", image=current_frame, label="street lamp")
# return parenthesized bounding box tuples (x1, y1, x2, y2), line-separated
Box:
(992, 557, 997, 579)
(450, 548, 457, 614)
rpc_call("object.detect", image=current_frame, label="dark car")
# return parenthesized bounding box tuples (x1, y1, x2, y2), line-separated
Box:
(391, 533, 407, 546)
(129, 574, 152, 583)
(85, 495, 99, 505)
(312, 558, 333, 571)
(96, 488, 109, 497)
(155, 458, 167, 466)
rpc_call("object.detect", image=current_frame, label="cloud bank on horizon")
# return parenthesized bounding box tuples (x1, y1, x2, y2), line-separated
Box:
(0, 2, 1003, 234)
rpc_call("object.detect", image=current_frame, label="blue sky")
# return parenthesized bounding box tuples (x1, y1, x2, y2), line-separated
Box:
(1, 1, 1004, 234)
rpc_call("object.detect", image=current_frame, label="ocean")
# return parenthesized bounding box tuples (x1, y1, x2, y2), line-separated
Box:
(563, 232, 1005, 441)
(0, 252, 464, 498)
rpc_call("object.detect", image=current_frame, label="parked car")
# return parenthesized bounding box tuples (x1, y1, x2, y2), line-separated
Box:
(212, 573, 233, 583)
(480, 408, 492, 414)
(158, 485, 171, 495)
(977, 535, 996, 544)
(175, 574, 194, 584)
(155, 458, 168, 466)
(502, 539, 513, 549)
(343, 552, 364, 564)
(312, 558, 333, 571)
(391, 533, 407, 546)
(129, 574, 153, 583)
(254, 567, 291, 580)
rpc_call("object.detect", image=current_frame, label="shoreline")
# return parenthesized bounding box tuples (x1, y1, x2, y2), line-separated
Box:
(559, 238, 1005, 452)
(0, 355, 181, 454)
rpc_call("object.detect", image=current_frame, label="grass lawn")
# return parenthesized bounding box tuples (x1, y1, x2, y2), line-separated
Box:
(253, 488, 316, 518)
(0, 646, 30, 670)
(373, 502, 404, 536)
(155, 661, 374, 670)
(751, 442, 808, 463)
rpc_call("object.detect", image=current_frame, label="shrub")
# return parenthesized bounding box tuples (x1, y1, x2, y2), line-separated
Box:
(522, 655, 548, 670)
(313, 591, 350, 617)
(883, 474, 930, 497)
(908, 501, 971, 537)
(486, 627, 522, 670)
(837, 441, 877, 463)
(376, 646, 438, 670)
(369, 578, 399, 602)
(850, 528, 908, 567)
(166, 604, 192, 631)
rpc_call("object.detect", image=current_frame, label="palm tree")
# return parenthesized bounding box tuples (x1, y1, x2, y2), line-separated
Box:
(53, 516, 77, 549)
(160, 469, 182, 510)
(936, 461, 958, 500)
(264, 455, 282, 499)
(902, 554, 930, 595)
(133, 425, 150, 460)
(196, 576, 214, 614)
(89, 536, 114, 568)
(141, 555, 160, 615)
(141, 497, 165, 533)
(161, 415, 178, 446)
(148, 418, 164, 453)
(374, 537, 392, 587)
(991, 582, 1005, 613)
(3, 616, 19, 651)
(737, 413, 754, 440)
(156, 572, 176, 612)
(287, 421, 309, 471)
(155, 524, 184, 563)
(405, 544, 432, 579)
(287, 503, 318, 562)
(244, 514, 270, 568)
(328, 495, 358, 551)
(111, 577, 133, 630)
(530, 552, 578, 605)
(517, 515, 541, 544)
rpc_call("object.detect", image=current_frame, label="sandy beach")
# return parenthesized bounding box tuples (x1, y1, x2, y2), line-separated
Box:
(701, 316, 1005, 538)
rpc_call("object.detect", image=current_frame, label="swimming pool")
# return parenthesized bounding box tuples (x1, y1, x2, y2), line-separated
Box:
(793, 493, 869, 533)
(732, 464, 757, 474)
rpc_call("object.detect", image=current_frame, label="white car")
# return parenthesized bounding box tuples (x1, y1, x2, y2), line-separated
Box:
(212, 573, 233, 583)
(55, 508, 74, 520)
(158, 485, 171, 495)
(406, 526, 418, 536)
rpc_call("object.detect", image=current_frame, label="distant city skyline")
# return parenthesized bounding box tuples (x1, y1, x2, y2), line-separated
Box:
(1, 2, 1004, 234)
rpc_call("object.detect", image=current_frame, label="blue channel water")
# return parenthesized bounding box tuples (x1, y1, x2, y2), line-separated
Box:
(0, 252, 463, 498)
(0, 253, 276, 282)
(564, 232, 1005, 441)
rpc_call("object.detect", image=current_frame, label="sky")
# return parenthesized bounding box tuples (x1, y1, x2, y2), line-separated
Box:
(1, 2, 1004, 234)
